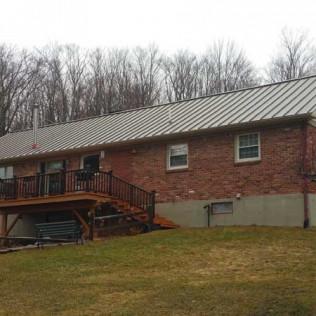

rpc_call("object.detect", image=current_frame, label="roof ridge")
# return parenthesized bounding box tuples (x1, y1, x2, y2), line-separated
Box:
(7, 74, 316, 134)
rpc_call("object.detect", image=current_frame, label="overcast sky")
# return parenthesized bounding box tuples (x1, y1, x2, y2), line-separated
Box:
(1, 0, 316, 70)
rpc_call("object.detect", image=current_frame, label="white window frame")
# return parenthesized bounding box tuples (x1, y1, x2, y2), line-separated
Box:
(0, 165, 13, 179)
(167, 144, 189, 170)
(235, 132, 261, 163)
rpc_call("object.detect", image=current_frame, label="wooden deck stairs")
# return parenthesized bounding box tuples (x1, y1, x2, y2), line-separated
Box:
(109, 198, 179, 229)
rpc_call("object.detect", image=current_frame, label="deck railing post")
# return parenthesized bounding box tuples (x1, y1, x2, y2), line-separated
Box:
(60, 169, 65, 194)
(147, 190, 156, 231)
(130, 186, 134, 206)
(85, 170, 90, 192)
(36, 172, 41, 197)
(13, 176, 17, 199)
(43, 173, 48, 195)
(151, 190, 156, 219)
(108, 170, 113, 195)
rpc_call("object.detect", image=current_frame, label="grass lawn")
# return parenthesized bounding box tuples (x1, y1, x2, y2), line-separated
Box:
(1, 227, 316, 315)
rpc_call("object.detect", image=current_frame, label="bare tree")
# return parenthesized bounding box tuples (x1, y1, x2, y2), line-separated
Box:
(37, 45, 69, 125)
(161, 42, 256, 102)
(0, 40, 268, 135)
(162, 50, 200, 102)
(65, 45, 87, 120)
(132, 45, 162, 106)
(85, 48, 107, 116)
(114, 49, 136, 111)
(0, 45, 42, 135)
(267, 29, 316, 82)
(86, 48, 133, 115)
(200, 41, 258, 95)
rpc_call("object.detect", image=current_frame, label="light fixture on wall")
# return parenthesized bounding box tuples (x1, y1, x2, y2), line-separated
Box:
(100, 150, 105, 159)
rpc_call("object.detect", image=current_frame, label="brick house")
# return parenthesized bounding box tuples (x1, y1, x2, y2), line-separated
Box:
(1, 76, 316, 237)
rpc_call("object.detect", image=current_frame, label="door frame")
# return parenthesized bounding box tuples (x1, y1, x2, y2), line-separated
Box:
(39, 160, 66, 195)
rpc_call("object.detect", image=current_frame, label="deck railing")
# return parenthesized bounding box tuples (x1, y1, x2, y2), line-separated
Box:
(0, 169, 155, 219)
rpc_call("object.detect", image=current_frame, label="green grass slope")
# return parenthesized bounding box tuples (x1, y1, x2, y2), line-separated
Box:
(1, 227, 316, 315)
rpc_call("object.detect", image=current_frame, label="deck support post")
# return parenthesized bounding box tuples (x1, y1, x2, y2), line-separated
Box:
(0, 213, 8, 246)
(88, 208, 95, 241)
(72, 209, 89, 238)
(0, 213, 8, 237)
(5, 214, 21, 236)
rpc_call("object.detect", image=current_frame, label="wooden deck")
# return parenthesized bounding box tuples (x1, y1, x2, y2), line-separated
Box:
(0, 191, 110, 213)
(0, 169, 177, 238)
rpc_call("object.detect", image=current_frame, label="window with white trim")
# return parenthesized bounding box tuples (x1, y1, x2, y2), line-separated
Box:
(167, 144, 188, 170)
(0, 166, 13, 179)
(236, 133, 260, 162)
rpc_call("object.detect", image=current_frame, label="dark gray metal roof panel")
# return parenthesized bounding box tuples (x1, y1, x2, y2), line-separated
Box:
(1, 76, 316, 162)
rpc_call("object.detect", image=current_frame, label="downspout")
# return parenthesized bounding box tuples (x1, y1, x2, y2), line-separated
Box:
(203, 204, 211, 227)
(302, 122, 309, 228)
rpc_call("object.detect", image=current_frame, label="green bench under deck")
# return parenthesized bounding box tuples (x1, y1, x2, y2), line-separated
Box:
(35, 220, 83, 246)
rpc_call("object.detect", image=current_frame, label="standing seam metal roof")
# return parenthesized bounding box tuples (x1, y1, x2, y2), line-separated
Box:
(1, 75, 316, 162)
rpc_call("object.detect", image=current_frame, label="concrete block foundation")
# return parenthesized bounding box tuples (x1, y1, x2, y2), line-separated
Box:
(2, 193, 316, 236)
(156, 193, 307, 228)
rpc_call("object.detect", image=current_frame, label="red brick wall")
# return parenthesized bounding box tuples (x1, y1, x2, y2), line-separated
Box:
(10, 122, 316, 203)
(14, 160, 38, 177)
(305, 123, 316, 193)
(111, 124, 305, 203)
(13, 154, 81, 177)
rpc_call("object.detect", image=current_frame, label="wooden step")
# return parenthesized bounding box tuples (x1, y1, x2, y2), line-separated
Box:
(153, 215, 179, 228)
(108, 198, 178, 229)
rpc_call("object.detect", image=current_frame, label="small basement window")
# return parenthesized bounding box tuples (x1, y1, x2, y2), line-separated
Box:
(235, 133, 260, 162)
(167, 144, 188, 170)
(211, 202, 233, 214)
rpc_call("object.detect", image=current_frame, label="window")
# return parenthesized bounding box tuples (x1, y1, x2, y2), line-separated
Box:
(167, 144, 188, 170)
(46, 160, 64, 172)
(212, 202, 233, 214)
(82, 154, 100, 172)
(0, 166, 13, 179)
(235, 133, 260, 162)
